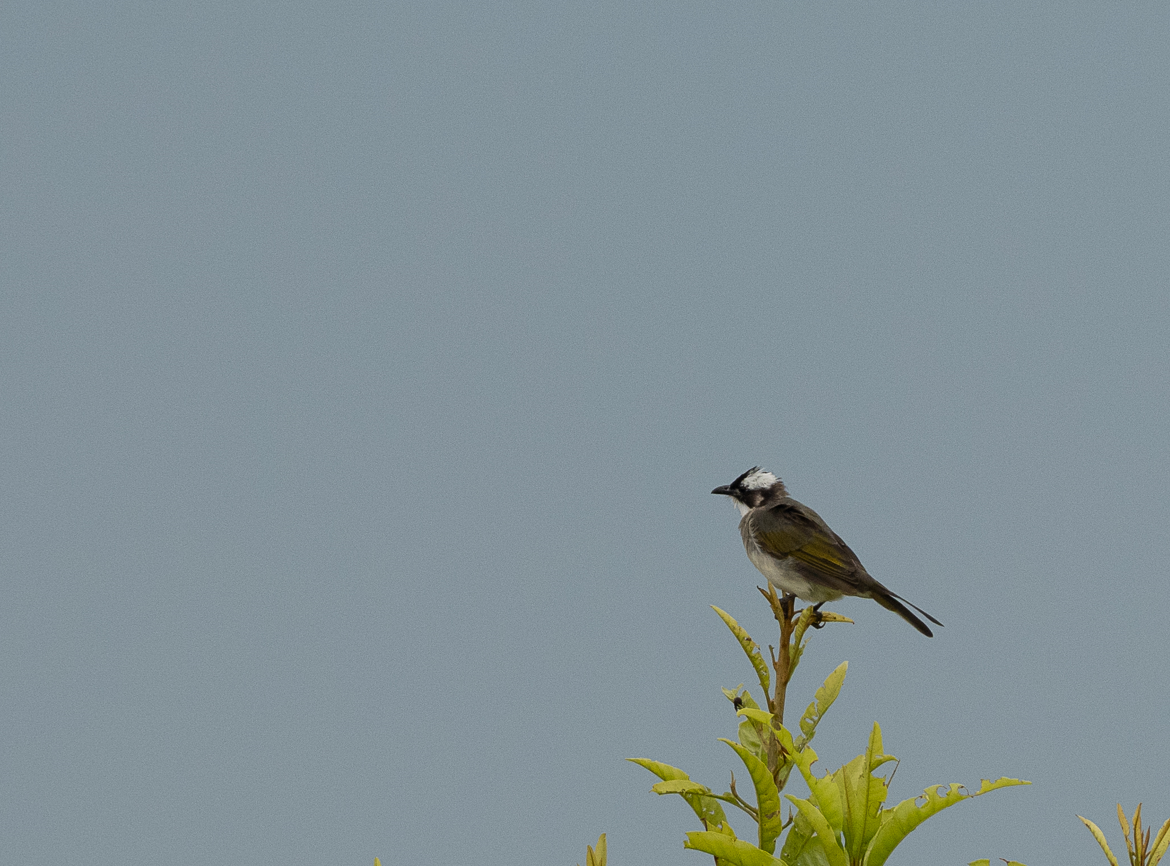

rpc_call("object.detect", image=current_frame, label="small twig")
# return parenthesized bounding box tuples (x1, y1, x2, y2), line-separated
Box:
(727, 772, 758, 819)
(886, 758, 901, 788)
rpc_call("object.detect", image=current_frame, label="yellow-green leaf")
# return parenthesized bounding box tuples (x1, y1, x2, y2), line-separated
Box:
(1150, 817, 1170, 866)
(865, 778, 1030, 866)
(1078, 815, 1120, 866)
(724, 686, 762, 711)
(784, 796, 849, 866)
(653, 780, 712, 795)
(784, 733, 842, 834)
(586, 833, 607, 866)
(738, 707, 776, 727)
(796, 662, 847, 749)
(628, 757, 689, 782)
(713, 606, 771, 699)
(780, 803, 831, 866)
(628, 758, 728, 829)
(684, 831, 787, 866)
(738, 715, 766, 759)
(835, 723, 890, 861)
(722, 739, 783, 854)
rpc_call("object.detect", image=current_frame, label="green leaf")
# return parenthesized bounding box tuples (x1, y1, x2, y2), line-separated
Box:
(836, 723, 891, 862)
(796, 662, 848, 750)
(1077, 815, 1120, 866)
(628, 758, 729, 830)
(585, 834, 607, 866)
(738, 714, 765, 758)
(780, 805, 832, 866)
(627, 757, 690, 782)
(685, 831, 788, 866)
(652, 779, 714, 795)
(788, 607, 820, 672)
(784, 796, 849, 866)
(864, 777, 1031, 866)
(713, 606, 771, 699)
(723, 686, 762, 711)
(1150, 817, 1170, 866)
(783, 732, 843, 834)
(722, 739, 784, 854)
(738, 707, 777, 727)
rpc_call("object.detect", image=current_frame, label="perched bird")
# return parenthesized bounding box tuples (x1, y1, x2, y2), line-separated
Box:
(712, 467, 942, 637)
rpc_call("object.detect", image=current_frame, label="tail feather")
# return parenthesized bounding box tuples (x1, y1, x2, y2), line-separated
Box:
(872, 590, 942, 638)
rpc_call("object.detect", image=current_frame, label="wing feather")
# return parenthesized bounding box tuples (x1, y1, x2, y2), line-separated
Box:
(751, 501, 866, 586)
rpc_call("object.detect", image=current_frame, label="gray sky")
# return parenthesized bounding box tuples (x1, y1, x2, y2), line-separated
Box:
(3, 3, 1168, 864)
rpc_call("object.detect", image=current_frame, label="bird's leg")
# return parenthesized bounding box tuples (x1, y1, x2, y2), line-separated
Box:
(810, 601, 826, 629)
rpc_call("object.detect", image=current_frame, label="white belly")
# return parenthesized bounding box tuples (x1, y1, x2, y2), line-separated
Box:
(745, 544, 843, 604)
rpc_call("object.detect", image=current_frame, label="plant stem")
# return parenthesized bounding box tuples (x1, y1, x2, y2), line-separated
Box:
(758, 584, 797, 726)
(757, 585, 800, 780)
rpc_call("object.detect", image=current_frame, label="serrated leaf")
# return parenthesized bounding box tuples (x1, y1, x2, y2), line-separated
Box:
(864, 778, 1031, 866)
(684, 830, 788, 866)
(1078, 816, 1120, 866)
(713, 606, 772, 699)
(784, 796, 849, 866)
(797, 662, 847, 747)
(722, 739, 783, 854)
(971, 777, 1031, 795)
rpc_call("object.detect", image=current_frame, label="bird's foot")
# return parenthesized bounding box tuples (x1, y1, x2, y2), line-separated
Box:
(810, 601, 826, 629)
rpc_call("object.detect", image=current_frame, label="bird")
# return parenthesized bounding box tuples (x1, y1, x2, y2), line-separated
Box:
(712, 467, 942, 637)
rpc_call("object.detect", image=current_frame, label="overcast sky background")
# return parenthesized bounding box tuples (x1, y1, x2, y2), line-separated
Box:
(4, 3, 1169, 864)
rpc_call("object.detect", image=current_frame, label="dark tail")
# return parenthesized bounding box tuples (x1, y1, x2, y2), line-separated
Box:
(872, 589, 943, 638)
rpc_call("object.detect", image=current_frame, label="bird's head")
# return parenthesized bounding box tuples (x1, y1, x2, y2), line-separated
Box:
(711, 467, 788, 514)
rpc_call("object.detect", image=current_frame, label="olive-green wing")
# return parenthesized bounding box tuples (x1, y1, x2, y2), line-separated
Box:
(751, 502, 863, 584)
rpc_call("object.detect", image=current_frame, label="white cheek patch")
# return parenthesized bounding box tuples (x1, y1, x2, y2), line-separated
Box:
(740, 469, 779, 490)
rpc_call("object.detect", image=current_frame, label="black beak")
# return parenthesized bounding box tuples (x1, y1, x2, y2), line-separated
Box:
(711, 485, 733, 496)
